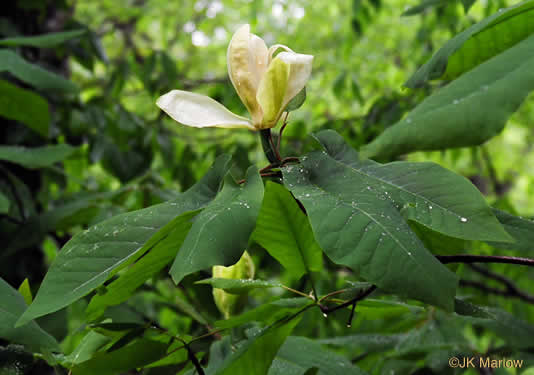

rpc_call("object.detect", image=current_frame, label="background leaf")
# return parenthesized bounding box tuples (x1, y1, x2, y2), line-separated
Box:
(0, 30, 86, 48)
(406, 0, 534, 86)
(362, 34, 534, 159)
(0, 144, 78, 169)
(0, 79, 50, 137)
(0, 50, 78, 93)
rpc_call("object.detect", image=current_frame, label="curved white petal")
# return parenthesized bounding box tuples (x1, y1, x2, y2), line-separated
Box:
(156, 90, 254, 130)
(227, 24, 267, 126)
(277, 51, 313, 111)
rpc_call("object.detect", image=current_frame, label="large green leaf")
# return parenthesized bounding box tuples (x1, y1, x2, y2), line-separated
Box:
(85, 210, 200, 320)
(62, 331, 111, 366)
(0, 79, 50, 137)
(252, 181, 323, 279)
(170, 166, 264, 284)
(70, 338, 168, 375)
(406, 0, 534, 87)
(0, 50, 78, 93)
(17, 155, 232, 326)
(283, 137, 458, 311)
(0, 30, 86, 48)
(362, 33, 534, 159)
(269, 336, 367, 375)
(0, 144, 78, 169)
(487, 209, 534, 253)
(213, 315, 301, 375)
(316, 130, 510, 242)
(0, 278, 59, 352)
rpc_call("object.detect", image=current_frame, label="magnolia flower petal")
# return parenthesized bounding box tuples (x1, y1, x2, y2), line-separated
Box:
(157, 90, 254, 130)
(256, 57, 290, 128)
(267, 44, 294, 62)
(277, 51, 314, 111)
(227, 24, 266, 126)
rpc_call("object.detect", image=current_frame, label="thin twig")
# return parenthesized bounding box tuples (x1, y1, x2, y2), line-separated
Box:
(320, 285, 377, 315)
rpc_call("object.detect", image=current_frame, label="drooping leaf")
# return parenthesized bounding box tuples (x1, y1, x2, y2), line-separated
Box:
(213, 315, 301, 375)
(0, 79, 50, 137)
(269, 336, 367, 375)
(0, 278, 59, 352)
(170, 166, 264, 284)
(406, 0, 534, 86)
(85, 210, 200, 320)
(486, 209, 534, 253)
(0, 144, 78, 169)
(316, 130, 510, 242)
(0, 50, 78, 93)
(17, 155, 232, 326)
(70, 338, 168, 375)
(0, 29, 86, 47)
(362, 33, 534, 159)
(197, 278, 281, 294)
(252, 181, 323, 279)
(283, 136, 458, 311)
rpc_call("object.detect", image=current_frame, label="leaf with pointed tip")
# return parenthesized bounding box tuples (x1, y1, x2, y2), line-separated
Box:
(17, 155, 232, 326)
(316, 130, 510, 242)
(0, 278, 59, 353)
(0, 79, 50, 137)
(252, 181, 323, 279)
(406, 0, 534, 86)
(213, 315, 301, 375)
(0, 144, 78, 169)
(486, 209, 534, 253)
(0, 50, 78, 93)
(283, 137, 458, 310)
(363, 33, 534, 159)
(170, 166, 264, 284)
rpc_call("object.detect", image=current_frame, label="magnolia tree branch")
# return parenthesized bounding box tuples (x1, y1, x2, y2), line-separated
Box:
(462, 263, 534, 304)
(436, 254, 534, 267)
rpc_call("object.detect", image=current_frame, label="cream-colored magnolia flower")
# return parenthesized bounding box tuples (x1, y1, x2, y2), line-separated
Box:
(156, 24, 313, 130)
